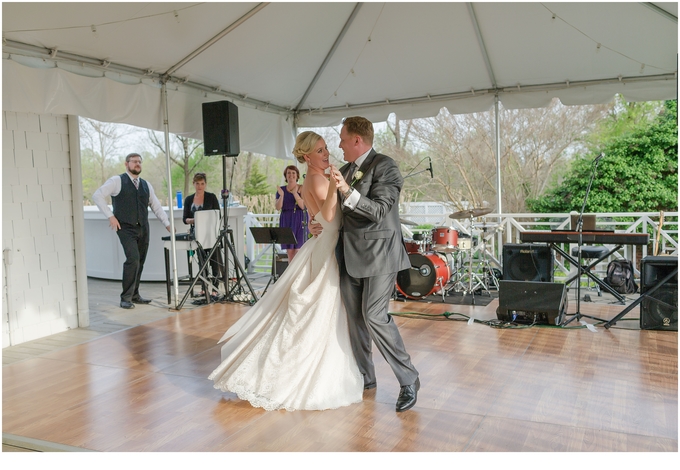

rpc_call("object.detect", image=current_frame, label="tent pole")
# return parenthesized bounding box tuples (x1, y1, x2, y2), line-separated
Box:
(494, 94, 502, 215)
(161, 82, 180, 307)
(494, 94, 503, 256)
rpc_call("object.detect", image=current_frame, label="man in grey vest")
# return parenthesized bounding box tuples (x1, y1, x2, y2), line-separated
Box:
(330, 116, 420, 412)
(93, 153, 172, 309)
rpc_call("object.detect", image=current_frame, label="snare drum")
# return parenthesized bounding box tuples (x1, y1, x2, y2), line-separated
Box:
(432, 227, 458, 253)
(458, 235, 472, 250)
(404, 239, 422, 253)
(396, 252, 450, 299)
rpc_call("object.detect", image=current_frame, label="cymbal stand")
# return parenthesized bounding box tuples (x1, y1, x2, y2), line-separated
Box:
(458, 216, 488, 304)
(446, 250, 465, 293)
(477, 219, 500, 291)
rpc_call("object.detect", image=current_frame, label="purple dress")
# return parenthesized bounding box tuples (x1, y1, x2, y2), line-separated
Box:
(276, 186, 307, 249)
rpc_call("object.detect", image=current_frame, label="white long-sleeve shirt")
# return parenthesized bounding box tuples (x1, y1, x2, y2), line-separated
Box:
(92, 172, 170, 227)
(342, 148, 371, 210)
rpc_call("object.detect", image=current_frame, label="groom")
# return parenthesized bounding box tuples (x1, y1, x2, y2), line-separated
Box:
(330, 116, 420, 412)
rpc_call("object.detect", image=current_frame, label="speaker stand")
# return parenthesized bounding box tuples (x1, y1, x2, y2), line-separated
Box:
(175, 156, 258, 310)
(603, 267, 678, 328)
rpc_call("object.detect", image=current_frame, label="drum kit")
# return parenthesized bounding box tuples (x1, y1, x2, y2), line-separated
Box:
(396, 207, 502, 303)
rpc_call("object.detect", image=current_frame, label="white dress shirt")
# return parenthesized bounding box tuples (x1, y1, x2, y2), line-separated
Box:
(92, 171, 171, 227)
(342, 148, 372, 210)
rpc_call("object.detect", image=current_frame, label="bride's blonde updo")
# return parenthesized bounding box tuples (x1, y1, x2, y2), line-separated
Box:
(292, 131, 323, 164)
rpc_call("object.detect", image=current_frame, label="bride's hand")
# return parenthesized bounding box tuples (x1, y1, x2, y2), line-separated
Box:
(330, 165, 349, 194)
(330, 165, 346, 184)
(308, 219, 323, 237)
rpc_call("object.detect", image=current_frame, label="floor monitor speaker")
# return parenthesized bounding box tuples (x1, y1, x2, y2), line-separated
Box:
(502, 244, 553, 282)
(202, 101, 240, 156)
(640, 256, 678, 331)
(497, 280, 568, 325)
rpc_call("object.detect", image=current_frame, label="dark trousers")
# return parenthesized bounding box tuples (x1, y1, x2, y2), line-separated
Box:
(339, 264, 419, 387)
(116, 222, 149, 301)
(197, 246, 223, 290)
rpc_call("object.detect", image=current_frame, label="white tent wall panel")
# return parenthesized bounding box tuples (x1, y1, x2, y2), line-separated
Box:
(3, 59, 298, 159)
(2, 110, 79, 347)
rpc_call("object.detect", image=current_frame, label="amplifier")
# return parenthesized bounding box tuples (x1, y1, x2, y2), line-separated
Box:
(497, 280, 568, 325)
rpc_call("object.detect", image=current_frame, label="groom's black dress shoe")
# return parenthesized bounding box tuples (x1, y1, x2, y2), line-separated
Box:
(395, 377, 420, 412)
(131, 296, 152, 304)
(120, 300, 135, 309)
(364, 382, 377, 390)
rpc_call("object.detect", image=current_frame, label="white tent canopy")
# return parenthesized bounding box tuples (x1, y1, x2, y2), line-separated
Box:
(2, 2, 677, 311)
(3, 2, 678, 158)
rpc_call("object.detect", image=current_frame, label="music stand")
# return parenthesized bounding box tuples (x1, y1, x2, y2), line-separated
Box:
(250, 227, 296, 295)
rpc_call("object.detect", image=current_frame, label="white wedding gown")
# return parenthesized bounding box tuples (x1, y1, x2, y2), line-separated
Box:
(208, 206, 363, 411)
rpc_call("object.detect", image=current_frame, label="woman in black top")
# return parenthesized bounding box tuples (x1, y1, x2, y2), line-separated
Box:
(183, 172, 221, 298)
(183, 172, 220, 225)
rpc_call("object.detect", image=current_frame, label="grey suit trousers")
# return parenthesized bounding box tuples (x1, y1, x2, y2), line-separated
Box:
(338, 250, 419, 387)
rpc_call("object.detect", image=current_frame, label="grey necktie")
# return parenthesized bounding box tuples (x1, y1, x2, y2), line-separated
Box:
(346, 163, 357, 184)
(133, 178, 139, 189)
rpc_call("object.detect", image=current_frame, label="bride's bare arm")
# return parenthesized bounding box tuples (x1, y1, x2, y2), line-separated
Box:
(320, 173, 338, 222)
(304, 173, 337, 223)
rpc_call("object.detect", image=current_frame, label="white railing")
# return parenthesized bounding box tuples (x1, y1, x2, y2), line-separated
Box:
(244, 212, 280, 274)
(243, 211, 677, 280)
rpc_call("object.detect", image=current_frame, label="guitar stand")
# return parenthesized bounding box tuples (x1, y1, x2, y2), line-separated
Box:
(250, 227, 297, 296)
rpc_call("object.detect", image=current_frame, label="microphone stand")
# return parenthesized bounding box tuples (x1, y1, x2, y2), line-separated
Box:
(403, 168, 430, 179)
(403, 157, 433, 180)
(562, 155, 607, 326)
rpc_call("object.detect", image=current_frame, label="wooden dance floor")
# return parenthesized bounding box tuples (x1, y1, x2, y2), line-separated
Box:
(2, 296, 677, 452)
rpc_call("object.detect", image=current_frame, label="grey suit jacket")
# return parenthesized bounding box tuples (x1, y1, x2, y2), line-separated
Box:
(337, 150, 410, 278)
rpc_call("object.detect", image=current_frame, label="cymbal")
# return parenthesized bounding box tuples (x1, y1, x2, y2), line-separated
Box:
(448, 209, 474, 219)
(471, 207, 493, 217)
(449, 207, 494, 219)
(400, 218, 418, 226)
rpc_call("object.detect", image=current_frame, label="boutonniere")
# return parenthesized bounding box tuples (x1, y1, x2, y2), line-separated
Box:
(351, 170, 364, 187)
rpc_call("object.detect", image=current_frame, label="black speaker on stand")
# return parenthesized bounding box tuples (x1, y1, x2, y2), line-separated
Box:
(176, 100, 257, 310)
(640, 256, 678, 330)
(502, 244, 554, 282)
(202, 101, 240, 156)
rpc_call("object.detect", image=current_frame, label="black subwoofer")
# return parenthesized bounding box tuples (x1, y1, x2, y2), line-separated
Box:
(202, 101, 240, 156)
(502, 243, 553, 282)
(640, 256, 678, 331)
(496, 280, 568, 325)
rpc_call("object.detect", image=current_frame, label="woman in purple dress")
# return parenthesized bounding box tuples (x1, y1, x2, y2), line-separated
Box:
(275, 165, 307, 262)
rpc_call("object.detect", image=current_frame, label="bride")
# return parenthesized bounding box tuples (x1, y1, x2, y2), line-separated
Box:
(208, 131, 363, 411)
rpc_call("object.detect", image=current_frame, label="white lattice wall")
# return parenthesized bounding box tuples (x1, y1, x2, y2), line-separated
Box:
(2, 111, 79, 347)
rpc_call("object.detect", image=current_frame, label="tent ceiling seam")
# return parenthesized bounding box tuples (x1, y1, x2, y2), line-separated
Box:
(163, 2, 269, 78)
(295, 2, 363, 113)
(643, 2, 678, 23)
(467, 2, 497, 88)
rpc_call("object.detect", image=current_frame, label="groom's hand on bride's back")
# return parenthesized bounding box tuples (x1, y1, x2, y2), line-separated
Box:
(308, 220, 323, 237)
